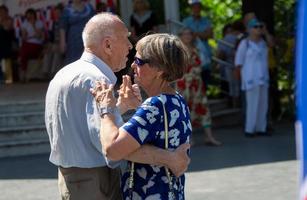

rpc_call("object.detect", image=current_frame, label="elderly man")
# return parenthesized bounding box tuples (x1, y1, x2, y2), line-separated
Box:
(45, 13, 190, 200)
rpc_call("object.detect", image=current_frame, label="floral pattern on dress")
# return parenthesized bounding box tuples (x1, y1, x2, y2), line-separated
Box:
(121, 93, 192, 200)
(176, 47, 212, 128)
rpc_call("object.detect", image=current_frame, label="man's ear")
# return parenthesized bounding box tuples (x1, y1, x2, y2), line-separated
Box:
(102, 38, 112, 55)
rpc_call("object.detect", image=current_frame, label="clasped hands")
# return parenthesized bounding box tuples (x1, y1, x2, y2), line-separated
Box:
(90, 75, 142, 114)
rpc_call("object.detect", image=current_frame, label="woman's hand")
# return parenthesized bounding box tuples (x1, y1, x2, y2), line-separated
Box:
(167, 143, 191, 177)
(117, 75, 142, 114)
(90, 81, 116, 109)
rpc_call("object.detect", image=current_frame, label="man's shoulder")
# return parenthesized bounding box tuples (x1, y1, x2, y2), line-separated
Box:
(58, 60, 106, 83)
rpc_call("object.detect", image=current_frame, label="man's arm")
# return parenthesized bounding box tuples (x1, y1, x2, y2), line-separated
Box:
(125, 143, 190, 177)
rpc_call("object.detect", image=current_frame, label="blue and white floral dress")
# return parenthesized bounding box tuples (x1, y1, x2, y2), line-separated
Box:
(120, 93, 192, 200)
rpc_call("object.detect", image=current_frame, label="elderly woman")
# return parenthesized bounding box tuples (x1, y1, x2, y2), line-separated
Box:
(91, 33, 192, 199)
(19, 8, 44, 81)
(177, 27, 221, 146)
(130, 0, 158, 43)
(235, 18, 270, 137)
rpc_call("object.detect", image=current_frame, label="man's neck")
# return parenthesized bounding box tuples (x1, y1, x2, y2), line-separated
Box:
(193, 14, 201, 20)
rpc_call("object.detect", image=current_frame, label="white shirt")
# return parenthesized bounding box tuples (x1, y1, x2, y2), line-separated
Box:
(235, 38, 269, 91)
(45, 51, 123, 168)
(21, 20, 44, 44)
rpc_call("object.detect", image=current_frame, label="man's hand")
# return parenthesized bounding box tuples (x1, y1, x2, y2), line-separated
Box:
(117, 75, 142, 114)
(167, 143, 191, 177)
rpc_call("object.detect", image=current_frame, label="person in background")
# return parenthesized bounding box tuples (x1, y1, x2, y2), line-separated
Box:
(42, 3, 64, 79)
(19, 8, 44, 82)
(0, 5, 15, 84)
(129, 0, 158, 43)
(90, 33, 192, 199)
(177, 27, 222, 146)
(60, 0, 95, 65)
(241, 12, 277, 131)
(45, 13, 190, 200)
(217, 21, 245, 108)
(182, 0, 214, 91)
(235, 18, 270, 137)
(123, 0, 159, 86)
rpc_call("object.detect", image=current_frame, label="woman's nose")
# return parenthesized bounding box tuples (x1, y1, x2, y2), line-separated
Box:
(131, 61, 136, 69)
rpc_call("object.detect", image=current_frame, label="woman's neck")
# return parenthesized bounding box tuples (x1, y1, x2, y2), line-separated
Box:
(144, 81, 175, 97)
(249, 34, 261, 42)
(136, 10, 147, 16)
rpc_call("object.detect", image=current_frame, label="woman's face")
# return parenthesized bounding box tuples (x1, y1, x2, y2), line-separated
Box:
(26, 12, 35, 21)
(249, 24, 263, 37)
(180, 30, 193, 45)
(0, 8, 6, 19)
(134, 0, 147, 11)
(131, 51, 160, 89)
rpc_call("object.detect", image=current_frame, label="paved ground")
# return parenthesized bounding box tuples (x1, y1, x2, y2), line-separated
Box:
(0, 121, 297, 200)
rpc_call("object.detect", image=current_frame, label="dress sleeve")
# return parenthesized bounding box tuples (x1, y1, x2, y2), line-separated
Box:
(121, 97, 162, 145)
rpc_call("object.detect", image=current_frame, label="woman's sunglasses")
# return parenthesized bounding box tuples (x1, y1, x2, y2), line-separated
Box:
(134, 57, 149, 66)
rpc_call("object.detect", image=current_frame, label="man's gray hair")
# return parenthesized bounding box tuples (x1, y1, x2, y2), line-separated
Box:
(82, 12, 121, 48)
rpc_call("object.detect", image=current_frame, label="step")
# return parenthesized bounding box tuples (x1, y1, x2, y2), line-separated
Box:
(208, 98, 229, 113)
(0, 138, 50, 158)
(0, 111, 45, 128)
(0, 101, 45, 114)
(0, 125, 47, 142)
(0, 124, 49, 158)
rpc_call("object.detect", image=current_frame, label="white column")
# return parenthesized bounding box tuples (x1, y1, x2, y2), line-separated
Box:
(164, 0, 179, 22)
(119, 0, 133, 27)
(163, 0, 181, 34)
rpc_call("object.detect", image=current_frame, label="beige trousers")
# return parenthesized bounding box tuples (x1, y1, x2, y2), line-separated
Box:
(58, 166, 122, 200)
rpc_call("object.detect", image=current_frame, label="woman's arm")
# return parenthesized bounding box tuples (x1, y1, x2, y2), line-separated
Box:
(125, 143, 190, 177)
(99, 113, 141, 161)
(91, 81, 190, 176)
(90, 82, 141, 160)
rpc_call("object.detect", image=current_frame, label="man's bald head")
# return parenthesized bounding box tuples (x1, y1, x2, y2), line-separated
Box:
(82, 12, 124, 49)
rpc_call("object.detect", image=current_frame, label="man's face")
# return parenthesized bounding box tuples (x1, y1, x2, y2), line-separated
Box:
(191, 3, 201, 17)
(109, 23, 132, 72)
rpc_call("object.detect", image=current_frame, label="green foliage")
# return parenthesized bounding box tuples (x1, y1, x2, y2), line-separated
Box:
(274, 0, 296, 119)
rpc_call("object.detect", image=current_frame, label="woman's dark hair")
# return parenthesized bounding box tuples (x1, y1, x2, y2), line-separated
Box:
(25, 8, 37, 20)
(0, 5, 8, 13)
